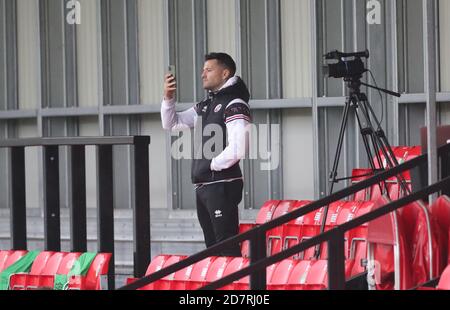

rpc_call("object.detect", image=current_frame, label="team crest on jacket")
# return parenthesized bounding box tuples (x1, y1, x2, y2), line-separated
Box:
(214, 104, 222, 113)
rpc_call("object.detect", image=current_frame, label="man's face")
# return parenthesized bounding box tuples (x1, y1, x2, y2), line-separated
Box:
(201, 59, 230, 92)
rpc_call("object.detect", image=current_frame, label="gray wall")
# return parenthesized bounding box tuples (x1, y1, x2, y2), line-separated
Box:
(0, 0, 449, 273)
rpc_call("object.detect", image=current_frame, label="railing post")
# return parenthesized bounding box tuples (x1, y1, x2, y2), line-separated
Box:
(132, 136, 151, 278)
(10, 147, 27, 250)
(70, 145, 87, 252)
(328, 230, 346, 290)
(43, 145, 61, 251)
(249, 228, 267, 290)
(97, 144, 115, 289)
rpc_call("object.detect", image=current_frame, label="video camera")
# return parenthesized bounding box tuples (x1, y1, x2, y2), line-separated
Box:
(323, 49, 369, 79)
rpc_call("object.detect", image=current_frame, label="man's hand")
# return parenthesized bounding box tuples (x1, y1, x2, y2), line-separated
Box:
(164, 74, 177, 101)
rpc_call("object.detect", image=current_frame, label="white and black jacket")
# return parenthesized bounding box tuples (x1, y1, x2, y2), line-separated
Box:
(161, 76, 251, 184)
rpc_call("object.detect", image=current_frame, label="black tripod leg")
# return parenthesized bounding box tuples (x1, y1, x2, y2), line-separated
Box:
(315, 99, 352, 259)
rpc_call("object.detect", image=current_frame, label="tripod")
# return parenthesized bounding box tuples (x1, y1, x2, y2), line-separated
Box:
(313, 76, 410, 259)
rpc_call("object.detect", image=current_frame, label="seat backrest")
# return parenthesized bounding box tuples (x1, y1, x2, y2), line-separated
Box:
(431, 195, 450, 232)
(205, 256, 233, 283)
(304, 260, 328, 290)
(30, 251, 55, 275)
(286, 260, 313, 289)
(3, 250, 28, 270)
(57, 252, 81, 274)
(367, 196, 414, 290)
(40, 252, 66, 275)
(268, 259, 297, 287)
(145, 255, 171, 275)
(256, 200, 280, 224)
(0, 250, 13, 272)
(221, 257, 249, 290)
(83, 253, 112, 290)
(437, 264, 450, 290)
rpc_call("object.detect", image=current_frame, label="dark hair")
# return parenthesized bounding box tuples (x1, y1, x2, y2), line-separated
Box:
(204, 52, 236, 77)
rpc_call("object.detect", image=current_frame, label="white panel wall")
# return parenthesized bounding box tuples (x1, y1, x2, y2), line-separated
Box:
(17, 0, 41, 110)
(77, 0, 101, 108)
(141, 115, 168, 209)
(440, 0, 450, 92)
(282, 109, 314, 200)
(207, 0, 237, 62)
(281, 0, 312, 98)
(138, 0, 165, 105)
(79, 117, 99, 208)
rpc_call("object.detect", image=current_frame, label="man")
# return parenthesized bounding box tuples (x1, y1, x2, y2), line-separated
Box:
(161, 53, 251, 256)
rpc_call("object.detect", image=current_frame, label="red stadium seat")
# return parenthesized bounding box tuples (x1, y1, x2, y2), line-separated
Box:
(240, 200, 281, 258)
(186, 256, 218, 290)
(221, 257, 249, 290)
(437, 264, 450, 290)
(205, 256, 234, 285)
(350, 169, 373, 201)
(3, 250, 27, 270)
(68, 253, 112, 290)
(125, 254, 170, 287)
(0, 250, 13, 272)
(9, 251, 55, 290)
(267, 259, 298, 290)
(153, 255, 187, 290)
(366, 196, 414, 290)
(267, 200, 298, 255)
(25, 252, 65, 290)
(431, 195, 450, 265)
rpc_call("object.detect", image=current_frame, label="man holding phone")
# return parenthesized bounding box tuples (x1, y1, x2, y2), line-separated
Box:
(161, 53, 251, 256)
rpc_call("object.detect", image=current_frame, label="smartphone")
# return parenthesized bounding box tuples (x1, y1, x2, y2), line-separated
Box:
(168, 65, 176, 79)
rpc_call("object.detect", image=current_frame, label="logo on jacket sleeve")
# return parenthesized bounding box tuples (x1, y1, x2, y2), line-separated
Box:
(214, 104, 222, 113)
(214, 210, 223, 218)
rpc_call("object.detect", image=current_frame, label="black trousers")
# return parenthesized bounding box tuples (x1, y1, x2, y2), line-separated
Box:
(195, 179, 243, 257)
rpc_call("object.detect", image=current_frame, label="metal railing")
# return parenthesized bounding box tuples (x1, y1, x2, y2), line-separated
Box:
(119, 143, 450, 290)
(0, 136, 151, 289)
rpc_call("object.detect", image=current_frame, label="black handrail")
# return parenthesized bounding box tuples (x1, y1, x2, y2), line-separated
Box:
(1, 136, 151, 290)
(119, 143, 450, 290)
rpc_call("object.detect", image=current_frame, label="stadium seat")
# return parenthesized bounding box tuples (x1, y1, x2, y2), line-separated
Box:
(350, 169, 373, 200)
(0, 250, 13, 272)
(366, 196, 414, 290)
(267, 200, 299, 256)
(2, 250, 27, 271)
(125, 254, 170, 287)
(9, 251, 55, 290)
(24, 252, 66, 290)
(221, 257, 250, 290)
(152, 255, 187, 290)
(204, 256, 234, 286)
(185, 256, 218, 290)
(240, 200, 281, 258)
(285, 260, 313, 290)
(437, 264, 450, 290)
(431, 195, 450, 265)
(267, 259, 298, 290)
(68, 253, 112, 290)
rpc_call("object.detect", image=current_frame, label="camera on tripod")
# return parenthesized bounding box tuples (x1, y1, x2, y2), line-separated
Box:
(323, 49, 369, 79)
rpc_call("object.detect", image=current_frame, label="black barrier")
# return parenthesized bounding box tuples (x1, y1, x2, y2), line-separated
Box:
(0, 136, 151, 289)
(120, 143, 450, 291)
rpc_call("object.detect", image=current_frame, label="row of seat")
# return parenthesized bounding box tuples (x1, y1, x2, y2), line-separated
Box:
(131, 194, 450, 290)
(127, 255, 357, 290)
(0, 250, 111, 290)
(239, 200, 374, 277)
